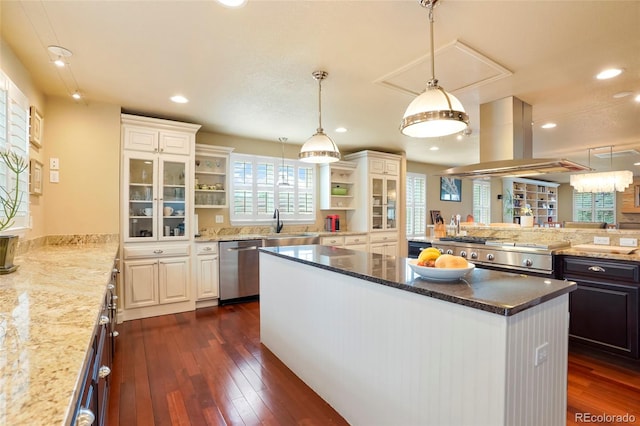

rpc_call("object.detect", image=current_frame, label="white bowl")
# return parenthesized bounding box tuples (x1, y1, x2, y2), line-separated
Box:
(408, 259, 475, 282)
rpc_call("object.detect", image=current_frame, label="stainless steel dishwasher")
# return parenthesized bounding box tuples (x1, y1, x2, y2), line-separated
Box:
(219, 239, 263, 304)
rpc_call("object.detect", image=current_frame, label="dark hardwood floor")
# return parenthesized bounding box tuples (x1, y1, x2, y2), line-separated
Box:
(109, 301, 640, 425)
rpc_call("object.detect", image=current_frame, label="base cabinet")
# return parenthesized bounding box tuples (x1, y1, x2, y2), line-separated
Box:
(561, 256, 640, 358)
(195, 242, 220, 303)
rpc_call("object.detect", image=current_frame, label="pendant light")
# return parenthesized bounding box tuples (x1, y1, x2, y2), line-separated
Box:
(299, 70, 341, 163)
(400, 0, 469, 138)
(570, 147, 633, 193)
(278, 137, 291, 186)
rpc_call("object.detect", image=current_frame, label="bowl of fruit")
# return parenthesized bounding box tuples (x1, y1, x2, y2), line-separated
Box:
(408, 247, 475, 282)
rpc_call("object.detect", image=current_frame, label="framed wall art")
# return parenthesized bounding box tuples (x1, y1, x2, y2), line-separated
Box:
(440, 177, 461, 202)
(30, 159, 43, 195)
(29, 106, 43, 148)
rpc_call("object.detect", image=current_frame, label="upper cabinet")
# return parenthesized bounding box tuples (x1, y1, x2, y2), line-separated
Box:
(319, 161, 357, 210)
(344, 150, 402, 235)
(194, 145, 234, 209)
(502, 178, 559, 225)
(121, 114, 200, 243)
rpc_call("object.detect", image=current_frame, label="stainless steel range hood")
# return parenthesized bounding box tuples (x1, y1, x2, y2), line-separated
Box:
(440, 96, 590, 178)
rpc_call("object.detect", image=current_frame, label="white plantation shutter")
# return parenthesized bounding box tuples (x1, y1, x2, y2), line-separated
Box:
(473, 180, 491, 224)
(0, 71, 30, 232)
(406, 173, 426, 237)
(572, 191, 615, 224)
(230, 153, 316, 225)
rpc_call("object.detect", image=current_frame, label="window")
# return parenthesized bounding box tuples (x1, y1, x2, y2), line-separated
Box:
(406, 172, 426, 237)
(230, 153, 316, 225)
(473, 180, 491, 225)
(0, 70, 29, 233)
(573, 191, 616, 224)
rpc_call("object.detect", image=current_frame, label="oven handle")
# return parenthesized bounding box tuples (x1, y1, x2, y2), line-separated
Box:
(227, 246, 260, 252)
(588, 265, 606, 273)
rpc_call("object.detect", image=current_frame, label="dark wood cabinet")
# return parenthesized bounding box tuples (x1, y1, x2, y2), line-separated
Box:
(560, 256, 640, 358)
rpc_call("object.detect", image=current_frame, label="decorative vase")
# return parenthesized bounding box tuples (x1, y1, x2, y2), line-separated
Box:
(0, 235, 19, 274)
(520, 216, 534, 227)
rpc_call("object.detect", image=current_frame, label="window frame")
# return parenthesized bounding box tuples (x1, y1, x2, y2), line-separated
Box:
(0, 70, 30, 236)
(572, 190, 616, 224)
(406, 172, 427, 238)
(230, 153, 316, 226)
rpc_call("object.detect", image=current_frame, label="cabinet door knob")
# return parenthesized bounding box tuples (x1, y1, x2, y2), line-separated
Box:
(112, 330, 119, 338)
(99, 365, 111, 378)
(153, 249, 164, 254)
(107, 283, 115, 291)
(588, 265, 606, 272)
(75, 408, 95, 426)
(203, 246, 212, 251)
(99, 315, 110, 325)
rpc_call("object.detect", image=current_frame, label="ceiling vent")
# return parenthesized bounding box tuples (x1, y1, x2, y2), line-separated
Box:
(593, 149, 640, 159)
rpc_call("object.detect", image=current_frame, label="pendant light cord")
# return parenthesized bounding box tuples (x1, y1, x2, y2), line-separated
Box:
(317, 77, 323, 133)
(428, 3, 435, 82)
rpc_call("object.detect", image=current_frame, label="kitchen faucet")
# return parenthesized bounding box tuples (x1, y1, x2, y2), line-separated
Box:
(273, 208, 284, 233)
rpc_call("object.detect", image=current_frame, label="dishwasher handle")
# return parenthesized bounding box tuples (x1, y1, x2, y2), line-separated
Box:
(227, 245, 260, 252)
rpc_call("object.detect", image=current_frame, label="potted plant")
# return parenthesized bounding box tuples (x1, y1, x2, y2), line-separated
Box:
(520, 204, 534, 227)
(0, 150, 28, 273)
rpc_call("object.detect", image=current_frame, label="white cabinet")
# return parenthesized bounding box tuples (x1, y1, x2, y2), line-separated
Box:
(319, 161, 357, 210)
(194, 242, 219, 303)
(122, 114, 197, 155)
(122, 115, 200, 243)
(194, 145, 234, 208)
(344, 151, 402, 257)
(121, 244, 192, 320)
(320, 233, 368, 251)
(502, 178, 559, 225)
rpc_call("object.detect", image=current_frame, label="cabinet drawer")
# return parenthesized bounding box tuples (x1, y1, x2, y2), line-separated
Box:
(124, 244, 190, 259)
(321, 236, 344, 246)
(369, 232, 397, 243)
(345, 234, 367, 245)
(563, 257, 640, 283)
(196, 242, 218, 255)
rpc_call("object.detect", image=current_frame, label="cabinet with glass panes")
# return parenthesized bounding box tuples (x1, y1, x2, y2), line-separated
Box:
(194, 145, 234, 208)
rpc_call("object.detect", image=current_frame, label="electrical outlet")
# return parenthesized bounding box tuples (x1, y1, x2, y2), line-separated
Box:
(535, 342, 549, 367)
(593, 236, 610, 245)
(215, 215, 223, 224)
(50, 157, 59, 170)
(620, 238, 638, 247)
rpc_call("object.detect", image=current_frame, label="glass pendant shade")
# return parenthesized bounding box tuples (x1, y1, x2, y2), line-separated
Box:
(401, 84, 468, 138)
(570, 170, 633, 193)
(299, 131, 340, 163)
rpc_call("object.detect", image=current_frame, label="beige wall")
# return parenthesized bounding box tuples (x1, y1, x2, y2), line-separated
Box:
(43, 97, 121, 235)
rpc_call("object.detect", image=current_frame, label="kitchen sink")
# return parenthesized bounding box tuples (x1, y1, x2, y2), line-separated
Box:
(262, 233, 320, 247)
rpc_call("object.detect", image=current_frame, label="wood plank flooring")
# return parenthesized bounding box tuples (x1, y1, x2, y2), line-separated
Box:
(109, 301, 640, 425)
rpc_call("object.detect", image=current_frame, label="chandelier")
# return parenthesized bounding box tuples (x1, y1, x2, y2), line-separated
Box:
(400, 0, 469, 138)
(299, 71, 341, 163)
(570, 147, 633, 193)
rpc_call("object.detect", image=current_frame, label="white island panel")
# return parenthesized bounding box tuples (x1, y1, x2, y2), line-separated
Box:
(260, 252, 569, 426)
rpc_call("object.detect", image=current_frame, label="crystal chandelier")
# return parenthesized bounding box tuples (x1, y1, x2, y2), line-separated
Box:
(570, 147, 634, 193)
(400, 0, 469, 138)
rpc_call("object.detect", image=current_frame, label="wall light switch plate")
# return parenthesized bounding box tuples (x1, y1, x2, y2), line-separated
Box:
(50, 170, 60, 183)
(50, 158, 59, 170)
(620, 238, 638, 247)
(593, 236, 610, 245)
(215, 215, 223, 223)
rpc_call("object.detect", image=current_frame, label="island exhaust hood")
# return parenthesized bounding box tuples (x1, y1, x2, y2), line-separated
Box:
(440, 97, 590, 178)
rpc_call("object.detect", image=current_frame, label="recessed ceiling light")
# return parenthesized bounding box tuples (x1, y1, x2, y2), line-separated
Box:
(541, 122, 557, 129)
(72, 92, 81, 100)
(53, 58, 66, 67)
(596, 68, 623, 80)
(170, 95, 188, 104)
(613, 91, 632, 99)
(217, 0, 247, 7)
(635, 94, 640, 103)
(429, 146, 439, 151)
(335, 127, 347, 133)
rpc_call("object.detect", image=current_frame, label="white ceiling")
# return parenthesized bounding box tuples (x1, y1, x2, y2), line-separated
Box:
(2, 0, 640, 182)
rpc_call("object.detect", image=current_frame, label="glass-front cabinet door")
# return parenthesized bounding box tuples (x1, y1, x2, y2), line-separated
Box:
(370, 175, 398, 231)
(124, 152, 190, 242)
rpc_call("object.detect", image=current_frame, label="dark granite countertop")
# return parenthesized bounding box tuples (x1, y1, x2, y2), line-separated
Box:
(260, 245, 576, 317)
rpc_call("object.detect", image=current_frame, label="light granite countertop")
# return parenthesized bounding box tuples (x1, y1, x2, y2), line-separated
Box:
(195, 230, 367, 242)
(0, 241, 119, 426)
(260, 245, 576, 316)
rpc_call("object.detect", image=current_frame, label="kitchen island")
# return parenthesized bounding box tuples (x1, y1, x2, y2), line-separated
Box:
(0, 239, 118, 425)
(259, 245, 576, 426)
